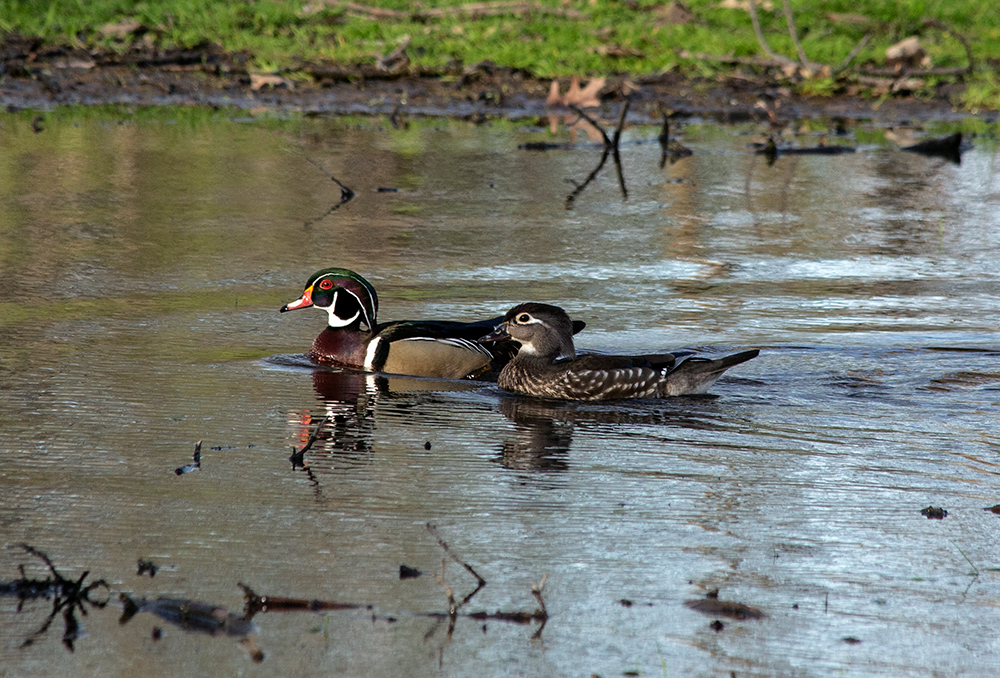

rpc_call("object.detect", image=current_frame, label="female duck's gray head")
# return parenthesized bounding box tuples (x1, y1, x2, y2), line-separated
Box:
(482, 302, 577, 361)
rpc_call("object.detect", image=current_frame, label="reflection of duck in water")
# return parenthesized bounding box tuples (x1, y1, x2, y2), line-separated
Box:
(482, 303, 759, 401)
(282, 268, 588, 379)
(496, 395, 573, 473)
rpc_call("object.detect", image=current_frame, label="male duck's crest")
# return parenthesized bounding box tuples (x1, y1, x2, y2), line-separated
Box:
(280, 267, 378, 330)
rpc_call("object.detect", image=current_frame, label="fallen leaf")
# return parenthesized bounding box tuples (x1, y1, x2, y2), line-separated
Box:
(594, 44, 644, 58)
(653, 1, 695, 25)
(98, 18, 143, 40)
(250, 73, 293, 90)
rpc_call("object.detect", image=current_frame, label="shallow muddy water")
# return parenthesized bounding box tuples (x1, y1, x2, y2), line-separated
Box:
(1, 108, 1000, 677)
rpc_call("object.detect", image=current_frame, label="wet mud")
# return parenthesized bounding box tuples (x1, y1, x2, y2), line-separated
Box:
(1, 34, 987, 123)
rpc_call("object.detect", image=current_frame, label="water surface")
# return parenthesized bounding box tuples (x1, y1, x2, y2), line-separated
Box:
(1, 109, 999, 676)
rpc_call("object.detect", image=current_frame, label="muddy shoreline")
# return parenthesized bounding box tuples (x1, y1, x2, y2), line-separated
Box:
(1, 38, 992, 123)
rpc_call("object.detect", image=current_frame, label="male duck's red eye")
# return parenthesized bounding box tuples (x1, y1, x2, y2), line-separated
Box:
(318, 279, 334, 290)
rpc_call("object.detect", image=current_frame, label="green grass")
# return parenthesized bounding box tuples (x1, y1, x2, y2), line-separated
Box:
(2, 0, 999, 108)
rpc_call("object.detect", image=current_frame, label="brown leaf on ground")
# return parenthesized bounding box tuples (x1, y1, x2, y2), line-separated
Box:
(594, 44, 644, 58)
(98, 18, 144, 40)
(545, 76, 605, 107)
(250, 73, 293, 90)
(653, 1, 695, 25)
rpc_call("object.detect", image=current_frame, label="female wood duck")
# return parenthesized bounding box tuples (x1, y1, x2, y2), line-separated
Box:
(280, 268, 585, 379)
(480, 302, 759, 400)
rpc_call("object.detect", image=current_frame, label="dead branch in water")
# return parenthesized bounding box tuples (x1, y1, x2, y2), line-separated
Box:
(239, 582, 363, 616)
(427, 523, 486, 593)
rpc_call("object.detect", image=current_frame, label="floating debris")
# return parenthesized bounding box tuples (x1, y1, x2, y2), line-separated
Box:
(136, 559, 159, 578)
(174, 440, 202, 475)
(399, 564, 422, 579)
(920, 506, 948, 519)
(684, 593, 764, 620)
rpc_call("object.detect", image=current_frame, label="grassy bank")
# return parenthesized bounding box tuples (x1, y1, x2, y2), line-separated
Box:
(2, 0, 999, 109)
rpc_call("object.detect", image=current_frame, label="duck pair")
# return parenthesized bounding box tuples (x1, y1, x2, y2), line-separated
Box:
(281, 268, 758, 401)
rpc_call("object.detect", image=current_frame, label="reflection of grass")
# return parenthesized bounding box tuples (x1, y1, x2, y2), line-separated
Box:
(3, 0, 1000, 107)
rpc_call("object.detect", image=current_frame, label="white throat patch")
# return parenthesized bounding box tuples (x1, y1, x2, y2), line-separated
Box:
(325, 291, 362, 328)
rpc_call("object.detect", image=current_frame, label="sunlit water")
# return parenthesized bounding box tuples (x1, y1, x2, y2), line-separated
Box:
(1, 108, 999, 677)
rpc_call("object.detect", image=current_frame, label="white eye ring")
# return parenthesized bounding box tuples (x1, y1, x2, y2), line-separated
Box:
(516, 313, 531, 323)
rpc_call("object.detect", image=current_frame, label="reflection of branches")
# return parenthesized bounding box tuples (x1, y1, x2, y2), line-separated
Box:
(565, 146, 612, 209)
(564, 100, 629, 208)
(6, 545, 110, 652)
(288, 415, 330, 469)
(303, 157, 355, 227)
(657, 114, 692, 169)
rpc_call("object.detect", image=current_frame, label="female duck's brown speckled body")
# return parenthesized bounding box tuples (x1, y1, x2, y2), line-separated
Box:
(481, 302, 759, 400)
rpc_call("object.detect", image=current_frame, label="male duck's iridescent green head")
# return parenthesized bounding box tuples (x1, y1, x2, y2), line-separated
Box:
(280, 268, 378, 330)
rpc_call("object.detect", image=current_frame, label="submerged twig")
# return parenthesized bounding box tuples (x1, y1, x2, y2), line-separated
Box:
(304, 158, 355, 226)
(426, 523, 486, 589)
(239, 582, 362, 617)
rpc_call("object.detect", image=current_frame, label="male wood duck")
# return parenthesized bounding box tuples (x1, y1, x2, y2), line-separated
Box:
(481, 302, 759, 400)
(280, 268, 585, 379)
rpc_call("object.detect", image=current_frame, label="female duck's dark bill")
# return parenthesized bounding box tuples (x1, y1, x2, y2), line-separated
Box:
(479, 324, 510, 343)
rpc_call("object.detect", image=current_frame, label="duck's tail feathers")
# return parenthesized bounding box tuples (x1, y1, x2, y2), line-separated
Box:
(660, 349, 759, 396)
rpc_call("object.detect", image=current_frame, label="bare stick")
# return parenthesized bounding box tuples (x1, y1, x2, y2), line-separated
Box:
(426, 523, 486, 588)
(317, 0, 588, 21)
(834, 32, 872, 75)
(782, 0, 809, 65)
(748, 0, 794, 66)
(922, 18, 975, 74)
(531, 573, 548, 618)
